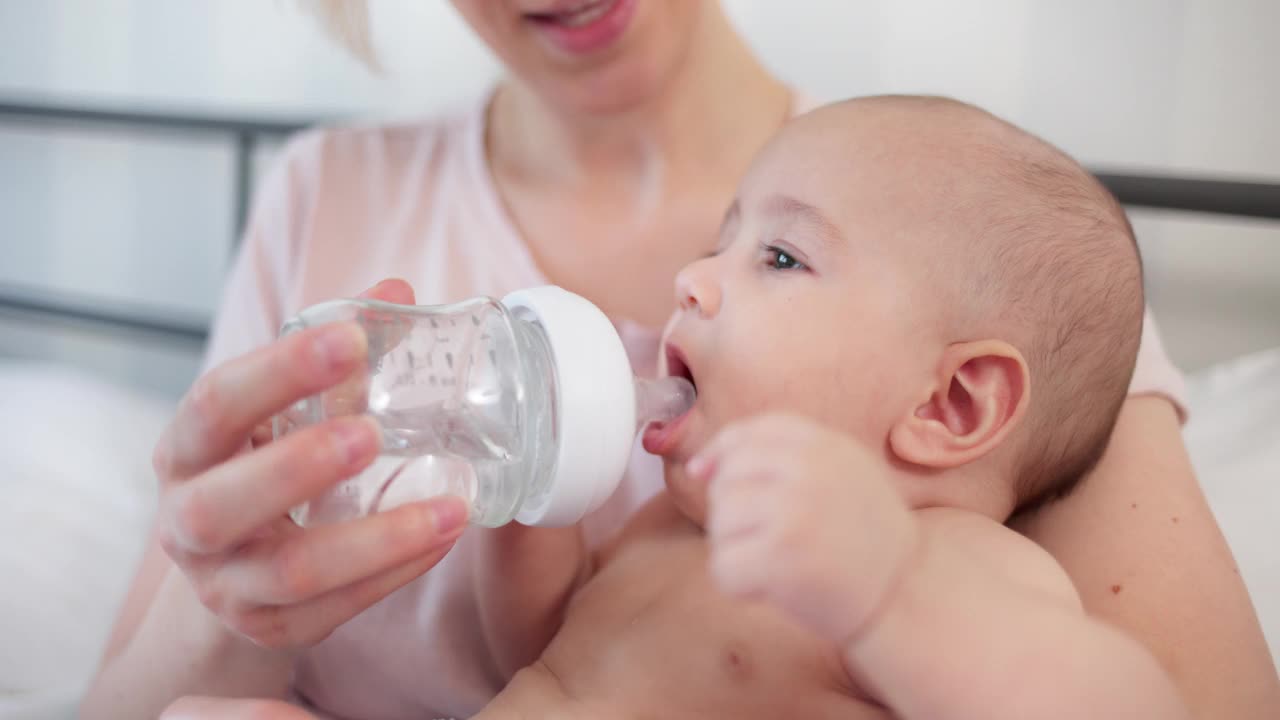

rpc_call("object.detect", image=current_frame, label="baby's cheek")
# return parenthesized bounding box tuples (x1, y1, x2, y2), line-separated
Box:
(714, 353, 797, 416)
(801, 348, 904, 431)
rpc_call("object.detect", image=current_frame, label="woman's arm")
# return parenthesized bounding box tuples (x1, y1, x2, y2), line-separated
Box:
(474, 523, 592, 679)
(1011, 395, 1280, 718)
(81, 281, 465, 720)
(82, 540, 297, 718)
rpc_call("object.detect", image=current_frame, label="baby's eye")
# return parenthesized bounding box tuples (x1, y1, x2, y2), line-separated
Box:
(763, 244, 807, 271)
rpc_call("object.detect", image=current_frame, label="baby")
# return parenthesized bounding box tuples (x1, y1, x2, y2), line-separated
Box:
(468, 95, 1189, 719)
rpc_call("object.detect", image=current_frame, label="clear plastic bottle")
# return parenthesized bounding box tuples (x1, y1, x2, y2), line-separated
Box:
(274, 286, 695, 528)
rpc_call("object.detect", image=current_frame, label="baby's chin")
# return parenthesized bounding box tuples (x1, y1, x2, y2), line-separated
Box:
(662, 460, 710, 530)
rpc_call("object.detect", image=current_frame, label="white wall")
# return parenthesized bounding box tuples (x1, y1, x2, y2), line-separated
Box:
(0, 0, 499, 114)
(728, 1, 1280, 369)
(0, 0, 1276, 392)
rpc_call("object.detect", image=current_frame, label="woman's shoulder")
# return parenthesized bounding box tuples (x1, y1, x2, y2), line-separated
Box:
(245, 97, 499, 271)
(1131, 308, 1189, 421)
(271, 102, 484, 193)
(230, 93, 539, 322)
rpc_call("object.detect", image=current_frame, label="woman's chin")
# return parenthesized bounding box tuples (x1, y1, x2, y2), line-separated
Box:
(545, 59, 669, 114)
(525, 31, 686, 115)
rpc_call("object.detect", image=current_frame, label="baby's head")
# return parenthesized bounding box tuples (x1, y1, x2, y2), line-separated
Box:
(654, 95, 1143, 524)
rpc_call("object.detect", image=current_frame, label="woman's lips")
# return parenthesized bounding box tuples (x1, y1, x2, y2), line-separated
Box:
(524, 0, 637, 56)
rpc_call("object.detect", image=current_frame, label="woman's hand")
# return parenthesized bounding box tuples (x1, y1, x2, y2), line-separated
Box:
(152, 279, 468, 649)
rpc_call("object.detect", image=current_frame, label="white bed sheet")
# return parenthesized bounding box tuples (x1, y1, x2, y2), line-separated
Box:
(1183, 345, 1280, 666)
(0, 348, 1276, 719)
(0, 362, 169, 719)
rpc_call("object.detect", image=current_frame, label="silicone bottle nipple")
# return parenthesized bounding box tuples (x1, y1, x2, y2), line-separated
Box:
(634, 375, 696, 431)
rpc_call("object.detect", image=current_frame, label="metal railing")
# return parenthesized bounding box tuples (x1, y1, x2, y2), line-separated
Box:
(0, 94, 313, 243)
(2, 96, 1278, 344)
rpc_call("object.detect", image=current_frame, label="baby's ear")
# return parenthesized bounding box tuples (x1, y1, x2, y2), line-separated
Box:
(889, 340, 1030, 469)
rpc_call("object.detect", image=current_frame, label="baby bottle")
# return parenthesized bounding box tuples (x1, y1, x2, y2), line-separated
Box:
(273, 286, 695, 528)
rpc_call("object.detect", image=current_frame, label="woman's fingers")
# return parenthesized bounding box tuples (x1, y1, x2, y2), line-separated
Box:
(222, 524, 463, 649)
(353, 278, 418, 360)
(279, 537, 458, 642)
(249, 421, 275, 449)
(161, 417, 381, 556)
(214, 497, 468, 605)
(171, 278, 404, 461)
(156, 322, 368, 480)
(148, 278, 445, 654)
(358, 277, 416, 305)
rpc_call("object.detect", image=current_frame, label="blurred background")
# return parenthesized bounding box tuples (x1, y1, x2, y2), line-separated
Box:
(0, 1, 1276, 716)
(0, 0, 1277, 397)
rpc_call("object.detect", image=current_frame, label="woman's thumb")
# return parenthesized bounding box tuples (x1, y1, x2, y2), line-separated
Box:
(358, 278, 416, 305)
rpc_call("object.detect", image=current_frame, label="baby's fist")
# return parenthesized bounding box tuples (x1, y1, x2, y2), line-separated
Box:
(688, 414, 918, 644)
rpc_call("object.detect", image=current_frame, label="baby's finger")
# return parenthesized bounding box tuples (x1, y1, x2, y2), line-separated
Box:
(215, 496, 468, 605)
(706, 478, 774, 544)
(688, 411, 812, 474)
(701, 437, 794, 496)
(685, 420, 763, 481)
(708, 448, 779, 489)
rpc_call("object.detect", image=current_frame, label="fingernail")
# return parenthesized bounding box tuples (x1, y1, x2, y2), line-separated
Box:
(314, 323, 365, 372)
(430, 497, 469, 536)
(333, 418, 377, 465)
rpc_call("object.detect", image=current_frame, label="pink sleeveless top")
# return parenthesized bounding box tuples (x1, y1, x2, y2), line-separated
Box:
(202, 93, 1187, 719)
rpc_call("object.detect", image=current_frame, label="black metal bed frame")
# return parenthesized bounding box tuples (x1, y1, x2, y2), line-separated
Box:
(2, 95, 1278, 347)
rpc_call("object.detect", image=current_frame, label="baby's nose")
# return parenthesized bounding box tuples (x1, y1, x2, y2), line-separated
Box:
(674, 260, 721, 317)
(678, 287, 699, 312)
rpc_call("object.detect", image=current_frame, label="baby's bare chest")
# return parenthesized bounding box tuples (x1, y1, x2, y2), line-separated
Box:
(539, 514, 889, 720)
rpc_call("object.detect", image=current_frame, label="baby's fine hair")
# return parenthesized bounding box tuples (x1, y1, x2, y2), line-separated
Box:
(860, 96, 1145, 509)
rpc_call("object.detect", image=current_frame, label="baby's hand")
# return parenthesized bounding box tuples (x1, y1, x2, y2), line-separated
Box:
(688, 414, 918, 644)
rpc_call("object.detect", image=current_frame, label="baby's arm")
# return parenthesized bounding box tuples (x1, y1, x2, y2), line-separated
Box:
(845, 508, 1190, 720)
(473, 522, 591, 679)
(693, 414, 1190, 720)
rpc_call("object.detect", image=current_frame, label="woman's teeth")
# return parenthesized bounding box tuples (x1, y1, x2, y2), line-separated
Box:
(555, 0, 613, 26)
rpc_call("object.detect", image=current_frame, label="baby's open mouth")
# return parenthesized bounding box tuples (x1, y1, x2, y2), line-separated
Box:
(664, 344, 697, 395)
(642, 344, 697, 456)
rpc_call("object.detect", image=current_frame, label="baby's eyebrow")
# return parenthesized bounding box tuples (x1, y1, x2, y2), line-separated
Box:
(713, 199, 742, 254)
(759, 193, 845, 248)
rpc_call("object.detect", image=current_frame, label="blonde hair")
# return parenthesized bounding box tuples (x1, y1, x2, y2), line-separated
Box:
(301, 0, 380, 68)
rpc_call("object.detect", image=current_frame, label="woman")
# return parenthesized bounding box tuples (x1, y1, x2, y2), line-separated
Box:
(83, 1, 1277, 718)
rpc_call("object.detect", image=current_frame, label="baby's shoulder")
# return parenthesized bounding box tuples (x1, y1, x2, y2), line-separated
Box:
(916, 507, 1083, 612)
